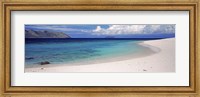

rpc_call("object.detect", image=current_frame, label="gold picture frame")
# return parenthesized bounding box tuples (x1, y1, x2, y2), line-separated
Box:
(0, 0, 199, 97)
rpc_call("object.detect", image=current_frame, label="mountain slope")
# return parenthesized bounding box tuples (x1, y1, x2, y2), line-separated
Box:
(25, 29, 71, 38)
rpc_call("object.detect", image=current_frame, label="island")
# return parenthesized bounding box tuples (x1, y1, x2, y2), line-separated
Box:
(25, 29, 70, 38)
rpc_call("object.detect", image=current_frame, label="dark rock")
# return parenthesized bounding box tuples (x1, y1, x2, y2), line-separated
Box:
(40, 61, 50, 65)
(143, 69, 147, 71)
(25, 57, 34, 60)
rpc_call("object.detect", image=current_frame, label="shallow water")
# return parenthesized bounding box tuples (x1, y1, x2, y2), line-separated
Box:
(25, 38, 158, 67)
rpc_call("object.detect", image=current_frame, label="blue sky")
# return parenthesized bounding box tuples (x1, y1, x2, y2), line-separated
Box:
(25, 24, 175, 38)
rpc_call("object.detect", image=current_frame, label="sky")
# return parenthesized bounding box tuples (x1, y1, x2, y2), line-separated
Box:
(25, 24, 175, 38)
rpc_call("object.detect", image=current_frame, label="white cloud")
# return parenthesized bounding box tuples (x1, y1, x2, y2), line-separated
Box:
(92, 25, 175, 35)
(94, 26, 102, 32)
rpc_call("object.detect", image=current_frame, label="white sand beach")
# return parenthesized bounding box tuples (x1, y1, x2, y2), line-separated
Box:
(25, 38, 175, 73)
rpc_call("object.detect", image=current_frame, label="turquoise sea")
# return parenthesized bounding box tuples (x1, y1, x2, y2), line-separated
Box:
(25, 38, 158, 67)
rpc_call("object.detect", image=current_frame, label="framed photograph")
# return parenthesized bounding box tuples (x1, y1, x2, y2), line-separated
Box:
(0, 0, 199, 97)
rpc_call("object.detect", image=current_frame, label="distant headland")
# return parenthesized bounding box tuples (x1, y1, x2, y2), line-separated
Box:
(25, 29, 71, 38)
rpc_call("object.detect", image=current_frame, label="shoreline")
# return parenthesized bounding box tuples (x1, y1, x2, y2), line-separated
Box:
(25, 41, 158, 68)
(25, 38, 175, 73)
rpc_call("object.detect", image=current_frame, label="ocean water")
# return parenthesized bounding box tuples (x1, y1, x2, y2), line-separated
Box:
(25, 38, 158, 67)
